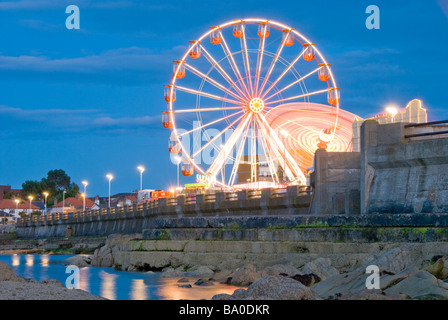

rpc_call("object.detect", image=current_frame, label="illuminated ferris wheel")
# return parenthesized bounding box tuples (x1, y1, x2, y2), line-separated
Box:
(163, 18, 340, 188)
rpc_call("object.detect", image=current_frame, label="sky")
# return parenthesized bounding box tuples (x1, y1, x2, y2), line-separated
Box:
(0, 0, 447, 197)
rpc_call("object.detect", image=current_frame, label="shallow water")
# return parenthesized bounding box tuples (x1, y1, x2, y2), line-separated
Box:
(0, 254, 241, 300)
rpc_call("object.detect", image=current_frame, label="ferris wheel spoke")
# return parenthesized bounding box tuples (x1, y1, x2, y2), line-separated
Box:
(255, 115, 279, 183)
(219, 31, 251, 97)
(241, 25, 253, 97)
(254, 30, 267, 97)
(178, 110, 244, 137)
(258, 113, 305, 182)
(184, 63, 246, 103)
(191, 113, 246, 159)
(264, 88, 331, 106)
(175, 85, 245, 105)
(171, 106, 243, 114)
(228, 117, 251, 186)
(260, 47, 307, 100)
(263, 66, 322, 102)
(257, 40, 287, 97)
(200, 45, 249, 100)
(207, 113, 252, 179)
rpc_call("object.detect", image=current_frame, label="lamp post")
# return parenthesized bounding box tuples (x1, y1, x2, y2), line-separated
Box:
(106, 174, 113, 208)
(386, 106, 398, 123)
(28, 196, 33, 215)
(280, 129, 289, 183)
(62, 190, 66, 214)
(137, 166, 145, 190)
(220, 144, 226, 185)
(43, 192, 49, 216)
(82, 181, 88, 212)
(174, 156, 181, 189)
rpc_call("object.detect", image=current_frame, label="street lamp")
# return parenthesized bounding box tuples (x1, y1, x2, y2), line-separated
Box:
(280, 129, 289, 183)
(386, 105, 399, 123)
(137, 166, 145, 190)
(106, 174, 113, 208)
(62, 190, 66, 214)
(28, 196, 33, 215)
(82, 181, 88, 212)
(43, 192, 49, 216)
(174, 156, 181, 188)
(221, 144, 226, 185)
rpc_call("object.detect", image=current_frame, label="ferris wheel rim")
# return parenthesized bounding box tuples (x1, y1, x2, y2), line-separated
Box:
(166, 18, 340, 189)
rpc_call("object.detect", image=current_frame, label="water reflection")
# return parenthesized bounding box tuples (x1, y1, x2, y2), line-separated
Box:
(0, 255, 244, 300)
(100, 270, 118, 300)
(11, 254, 20, 267)
(156, 277, 242, 300)
(40, 254, 49, 267)
(131, 279, 147, 300)
(25, 254, 34, 266)
(79, 267, 90, 292)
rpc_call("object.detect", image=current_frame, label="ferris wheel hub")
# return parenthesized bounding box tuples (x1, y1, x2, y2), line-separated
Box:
(249, 98, 264, 113)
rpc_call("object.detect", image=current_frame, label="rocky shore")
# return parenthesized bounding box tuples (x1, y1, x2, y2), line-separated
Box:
(0, 261, 106, 300)
(62, 234, 448, 300)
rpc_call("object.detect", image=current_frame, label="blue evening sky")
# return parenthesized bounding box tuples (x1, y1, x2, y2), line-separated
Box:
(0, 0, 447, 196)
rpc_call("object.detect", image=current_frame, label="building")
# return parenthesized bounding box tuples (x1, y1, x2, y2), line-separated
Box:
(0, 185, 22, 200)
(352, 99, 427, 152)
(0, 199, 40, 222)
(51, 195, 95, 213)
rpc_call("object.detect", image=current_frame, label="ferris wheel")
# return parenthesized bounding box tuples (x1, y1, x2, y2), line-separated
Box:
(163, 18, 340, 189)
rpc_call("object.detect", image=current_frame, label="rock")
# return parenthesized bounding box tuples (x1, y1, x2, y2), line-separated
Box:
(232, 288, 248, 299)
(301, 258, 339, 281)
(335, 289, 407, 300)
(0, 262, 19, 282)
(290, 274, 321, 287)
(385, 271, 448, 299)
(65, 255, 90, 267)
(424, 259, 444, 278)
(184, 266, 215, 278)
(91, 245, 114, 267)
(230, 264, 262, 286)
(39, 279, 65, 288)
(177, 278, 190, 283)
(245, 276, 315, 300)
(179, 284, 192, 288)
(211, 294, 238, 300)
(160, 267, 185, 278)
(212, 270, 233, 284)
(380, 266, 419, 290)
(194, 279, 214, 286)
(312, 269, 365, 298)
(260, 264, 301, 277)
(362, 245, 419, 274)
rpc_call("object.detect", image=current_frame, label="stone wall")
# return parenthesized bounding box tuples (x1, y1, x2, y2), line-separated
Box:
(363, 121, 448, 214)
(310, 149, 361, 214)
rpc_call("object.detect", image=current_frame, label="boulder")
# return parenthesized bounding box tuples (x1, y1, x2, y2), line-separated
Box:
(230, 264, 262, 286)
(65, 255, 90, 267)
(211, 294, 238, 300)
(184, 266, 215, 278)
(0, 262, 19, 282)
(385, 271, 448, 299)
(212, 270, 233, 284)
(260, 264, 301, 277)
(362, 245, 419, 274)
(177, 278, 190, 283)
(335, 289, 407, 300)
(245, 276, 315, 300)
(39, 279, 65, 288)
(160, 267, 185, 278)
(290, 274, 321, 287)
(301, 258, 339, 281)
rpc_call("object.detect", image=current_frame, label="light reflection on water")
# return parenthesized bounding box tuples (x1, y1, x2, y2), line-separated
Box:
(0, 254, 243, 300)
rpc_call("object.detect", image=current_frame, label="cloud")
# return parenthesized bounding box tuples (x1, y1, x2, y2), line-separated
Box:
(0, 104, 161, 139)
(0, 46, 185, 85)
(0, 0, 132, 10)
